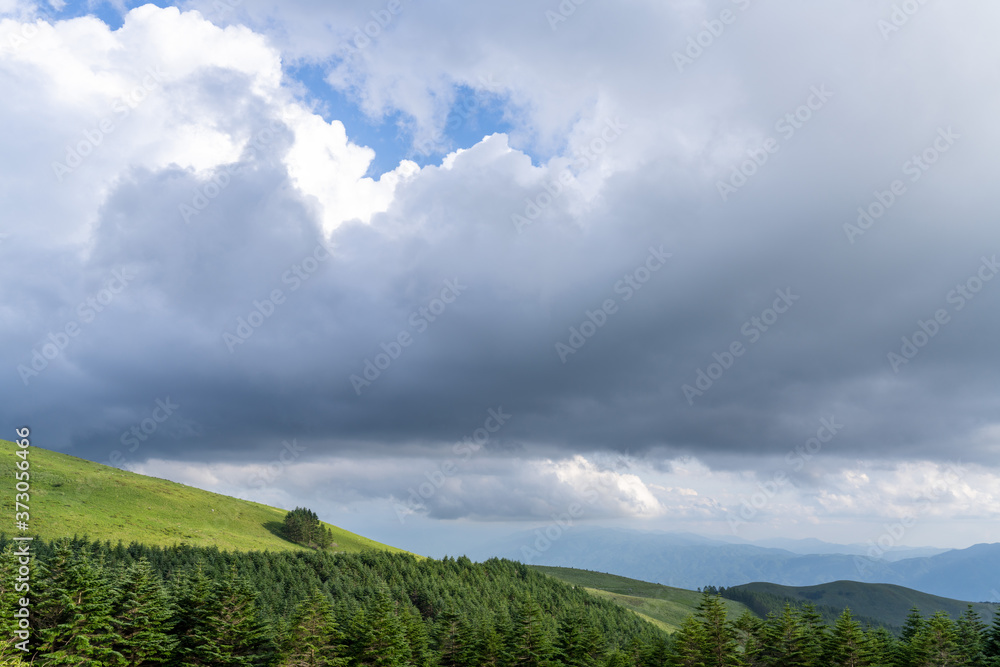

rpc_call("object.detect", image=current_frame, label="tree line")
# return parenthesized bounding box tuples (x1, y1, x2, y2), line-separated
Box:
(672, 593, 1000, 667)
(2, 536, 999, 666)
(0, 537, 666, 666)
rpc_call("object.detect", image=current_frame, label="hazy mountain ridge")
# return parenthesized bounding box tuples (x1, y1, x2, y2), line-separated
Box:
(474, 527, 999, 602)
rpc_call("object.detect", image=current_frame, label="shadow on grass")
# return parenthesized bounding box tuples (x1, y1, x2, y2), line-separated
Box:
(263, 521, 296, 544)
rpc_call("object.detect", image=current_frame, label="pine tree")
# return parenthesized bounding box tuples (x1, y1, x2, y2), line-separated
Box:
(956, 605, 988, 667)
(509, 596, 555, 667)
(433, 608, 464, 667)
(347, 592, 413, 667)
(798, 603, 827, 667)
(555, 609, 602, 667)
(695, 594, 739, 667)
(211, 566, 277, 666)
(604, 649, 633, 667)
(109, 556, 177, 665)
(912, 611, 960, 667)
(476, 620, 511, 667)
(760, 605, 806, 667)
(35, 545, 123, 666)
(401, 605, 433, 667)
(171, 564, 224, 665)
(641, 635, 671, 667)
(895, 607, 926, 667)
(984, 609, 1000, 667)
(865, 627, 896, 667)
(825, 608, 869, 667)
(277, 589, 348, 667)
(668, 615, 707, 667)
(732, 610, 765, 667)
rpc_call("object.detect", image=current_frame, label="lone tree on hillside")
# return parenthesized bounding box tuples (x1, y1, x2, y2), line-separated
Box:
(282, 507, 335, 549)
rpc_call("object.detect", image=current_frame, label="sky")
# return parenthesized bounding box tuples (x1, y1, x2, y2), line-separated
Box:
(2, 0, 999, 558)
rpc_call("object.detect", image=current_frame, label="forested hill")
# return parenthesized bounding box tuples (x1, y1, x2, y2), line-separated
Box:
(723, 580, 998, 631)
(0, 537, 669, 665)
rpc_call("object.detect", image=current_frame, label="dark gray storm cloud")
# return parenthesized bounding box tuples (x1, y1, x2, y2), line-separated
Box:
(2, 1, 999, 533)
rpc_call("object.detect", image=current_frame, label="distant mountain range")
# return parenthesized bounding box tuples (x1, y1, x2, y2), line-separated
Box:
(725, 580, 997, 630)
(470, 527, 1000, 603)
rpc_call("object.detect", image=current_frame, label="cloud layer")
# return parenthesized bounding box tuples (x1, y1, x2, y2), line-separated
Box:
(3, 1, 999, 547)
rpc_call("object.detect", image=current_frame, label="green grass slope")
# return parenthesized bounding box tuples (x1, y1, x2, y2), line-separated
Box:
(729, 580, 998, 629)
(1, 443, 408, 555)
(531, 565, 752, 632)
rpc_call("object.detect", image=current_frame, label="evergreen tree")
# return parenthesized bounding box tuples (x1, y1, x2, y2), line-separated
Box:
(171, 564, 224, 665)
(604, 649, 633, 667)
(912, 611, 960, 667)
(432, 609, 464, 667)
(509, 596, 555, 666)
(109, 556, 177, 665)
(798, 603, 827, 667)
(984, 609, 1000, 667)
(401, 605, 433, 667)
(34, 544, 123, 666)
(956, 605, 988, 667)
(901, 607, 925, 644)
(759, 605, 807, 667)
(476, 621, 511, 667)
(555, 609, 603, 667)
(896, 607, 926, 667)
(865, 627, 896, 667)
(282, 508, 334, 549)
(211, 567, 277, 666)
(695, 594, 739, 667)
(640, 635, 671, 667)
(346, 592, 413, 667)
(277, 589, 348, 667)
(824, 608, 869, 667)
(668, 615, 707, 667)
(732, 610, 765, 667)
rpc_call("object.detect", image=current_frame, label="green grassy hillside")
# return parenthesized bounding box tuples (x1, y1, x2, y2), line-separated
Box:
(727, 580, 998, 630)
(1, 443, 408, 554)
(531, 565, 752, 632)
